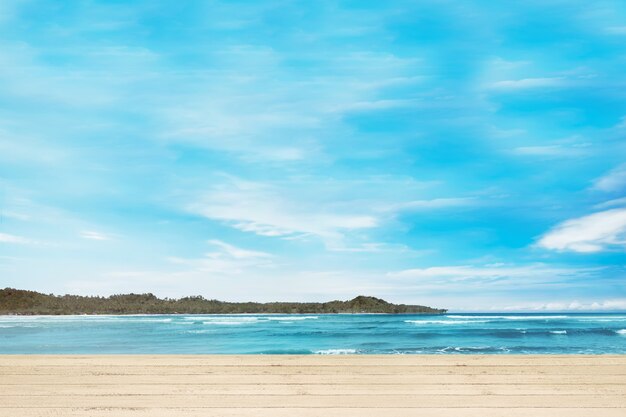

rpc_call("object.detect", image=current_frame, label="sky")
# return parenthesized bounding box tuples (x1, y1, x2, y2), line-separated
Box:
(1, 0, 626, 311)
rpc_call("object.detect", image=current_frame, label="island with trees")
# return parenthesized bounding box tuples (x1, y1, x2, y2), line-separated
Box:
(0, 288, 446, 315)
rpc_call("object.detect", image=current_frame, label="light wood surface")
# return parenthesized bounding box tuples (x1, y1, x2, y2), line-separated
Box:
(0, 355, 624, 416)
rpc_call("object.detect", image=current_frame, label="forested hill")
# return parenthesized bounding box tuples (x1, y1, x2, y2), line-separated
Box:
(0, 289, 446, 315)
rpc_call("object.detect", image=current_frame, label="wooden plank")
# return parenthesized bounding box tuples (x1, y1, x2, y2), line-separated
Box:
(1, 355, 624, 416)
(1, 394, 624, 408)
(2, 364, 623, 375)
(2, 383, 625, 396)
(2, 355, 625, 366)
(4, 373, 625, 385)
(8, 408, 626, 417)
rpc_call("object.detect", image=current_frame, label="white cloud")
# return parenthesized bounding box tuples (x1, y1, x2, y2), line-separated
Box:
(538, 208, 626, 253)
(2, 211, 30, 221)
(167, 240, 276, 276)
(186, 176, 476, 250)
(486, 299, 626, 312)
(383, 198, 474, 211)
(0, 233, 34, 245)
(79, 231, 112, 241)
(0, 43, 127, 107)
(188, 179, 378, 242)
(593, 164, 626, 193)
(383, 263, 601, 302)
(595, 197, 626, 209)
(389, 264, 586, 282)
(488, 77, 565, 90)
(207, 239, 272, 259)
(512, 144, 589, 157)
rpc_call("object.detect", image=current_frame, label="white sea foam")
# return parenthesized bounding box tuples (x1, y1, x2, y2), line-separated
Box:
(314, 349, 357, 355)
(579, 318, 626, 322)
(197, 317, 259, 323)
(264, 316, 318, 321)
(202, 320, 254, 326)
(130, 318, 173, 323)
(550, 330, 567, 335)
(184, 316, 317, 324)
(616, 329, 626, 335)
(437, 346, 494, 353)
(0, 316, 174, 324)
(446, 315, 568, 320)
(405, 320, 489, 325)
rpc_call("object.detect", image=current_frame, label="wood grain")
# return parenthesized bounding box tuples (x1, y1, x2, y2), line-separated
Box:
(0, 355, 624, 417)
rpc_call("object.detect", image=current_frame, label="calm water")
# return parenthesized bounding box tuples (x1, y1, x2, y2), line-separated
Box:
(1, 313, 625, 354)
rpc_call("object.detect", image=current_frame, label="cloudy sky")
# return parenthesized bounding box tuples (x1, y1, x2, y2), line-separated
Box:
(1, 0, 626, 311)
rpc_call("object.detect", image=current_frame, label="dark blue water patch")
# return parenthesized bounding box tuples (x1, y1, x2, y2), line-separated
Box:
(358, 341, 392, 347)
(252, 349, 315, 354)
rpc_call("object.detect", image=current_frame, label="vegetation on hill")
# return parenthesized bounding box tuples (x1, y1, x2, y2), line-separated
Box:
(0, 289, 446, 315)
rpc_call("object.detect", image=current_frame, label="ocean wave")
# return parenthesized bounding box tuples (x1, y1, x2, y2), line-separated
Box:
(196, 317, 260, 325)
(549, 330, 567, 335)
(616, 329, 626, 335)
(0, 317, 175, 325)
(405, 320, 489, 325)
(123, 318, 173, 323)
(579, 318, 626, 322)
(203, 321, 252, 325)
(264, 316, 318, 321)
(436, 346, 511, 354)
(446, 315, 568, 320)
(314, 349, 358, 355)
(184, 315, 318, 324)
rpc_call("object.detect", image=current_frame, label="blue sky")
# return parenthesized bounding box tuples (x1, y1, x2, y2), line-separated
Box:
(1, 0, 626, 311)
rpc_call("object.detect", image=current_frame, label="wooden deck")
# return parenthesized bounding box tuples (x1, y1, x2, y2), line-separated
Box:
(1, 355, 625, 416)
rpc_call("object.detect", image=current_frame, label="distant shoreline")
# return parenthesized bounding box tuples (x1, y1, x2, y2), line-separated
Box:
(0, 288, 447, 315)
(2, 311, 625, 316)
(1, 312, 447, 317)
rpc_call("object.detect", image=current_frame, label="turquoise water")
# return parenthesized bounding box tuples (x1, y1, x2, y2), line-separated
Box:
(1, 313, 625, 354)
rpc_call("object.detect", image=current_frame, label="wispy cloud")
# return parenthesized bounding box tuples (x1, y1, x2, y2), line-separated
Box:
(605, 26, 626, 35)
(512, 144, 589, 157)
(484, 299, 626, 312)
(167, 239, 276, 275)
(488, 77, 565, 91)
(595, 197, 626, 209)
(0, 232, 34, 245)
(188, 178, 378, 242)
(79, 230, 112, 241)
(187, 176, 475, 249)
(1, 211, 30, 221)
(158, 48, 422, 162)
(593, 164, 626, 193)
(388, 263, 590, 283)
(382, 198, 475, 211)
(538, 208, 626, 253)
(207, 239, 272, 259)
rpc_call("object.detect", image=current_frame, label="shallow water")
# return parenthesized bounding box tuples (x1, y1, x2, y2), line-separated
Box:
(1, 313, 625, 354)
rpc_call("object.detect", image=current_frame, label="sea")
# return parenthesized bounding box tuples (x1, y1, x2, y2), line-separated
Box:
(1, 313, 625, 354)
